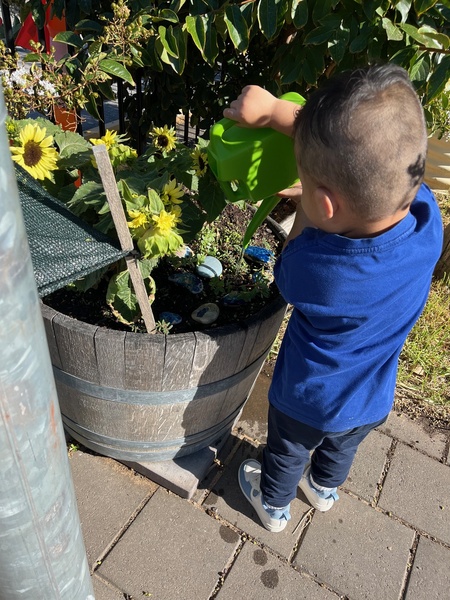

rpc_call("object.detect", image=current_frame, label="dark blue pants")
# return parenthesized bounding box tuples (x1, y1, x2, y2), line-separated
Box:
(260, 404, 387, 507)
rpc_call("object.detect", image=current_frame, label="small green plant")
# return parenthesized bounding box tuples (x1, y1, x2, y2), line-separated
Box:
(155, 319, 173, 335)
(67, 442, 79, 456)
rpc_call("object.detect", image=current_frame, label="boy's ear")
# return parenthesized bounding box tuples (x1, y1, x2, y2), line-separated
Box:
(314, 186, 338, 221)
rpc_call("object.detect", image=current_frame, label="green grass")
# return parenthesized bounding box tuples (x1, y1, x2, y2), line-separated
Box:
(397, 274, 450, 406)
(397, 192, 450, 409)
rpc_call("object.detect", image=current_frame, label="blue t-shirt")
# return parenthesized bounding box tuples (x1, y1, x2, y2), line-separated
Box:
(269, 184, 443, 431)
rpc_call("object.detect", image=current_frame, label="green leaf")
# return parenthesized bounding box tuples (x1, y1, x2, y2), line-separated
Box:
(417, 26, 450, 49)
(30, 0, 45, 30)
(328, 22, 351, 63)
(85, 94, 102, 121)
(312, 0, 339, 25)
(198, 177, 227, 222)
(185, 14, 206, 54)
(224, 5, 249, 52)
(426, 55, 450, 102)
(53, 31, 85, 49)
(158, 25, 178, 58)
(258, 0, 280, 40)
(413, 0, 438, 16)
(408, 53, 430, 82)
(243, 196, 281, 249)
(54, 130, 91, 165)
(129, 43, 145, 68)
(178, 200, 206, 241)
(75, 19, 104, 33)
(399, 23, 441, 48)
(203, 21, 219, 66)
(349, 27, 371, 53)
(106, 270, 139, 325)
(279, 45, 305, 84)
(395, 0, 413, 23)
(99, 60, 135, 85)
(97, 80, 116, 102)
(156, 9, 179, 23)
(157, 25, 187, 74)
(291, 0, 309, 28)
(304, 25, 334, 45)
(363, 0, 382, 20)
(148, 188, 165, 214)
(382, 17, 404, 41)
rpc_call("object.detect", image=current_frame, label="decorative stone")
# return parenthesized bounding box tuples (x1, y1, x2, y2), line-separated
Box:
(222, 291, 246, 306)
(174, 245, 193, 258)
(191, 303, 220, 325)
(196, 255, 223, 279)
(168, 272, 203, 294)
(244, 245, 274, 265)
(159, 312, 182, 325)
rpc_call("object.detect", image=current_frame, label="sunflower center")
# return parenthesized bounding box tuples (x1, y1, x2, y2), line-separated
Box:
(23, 140, 43, 167)
(198, 156, 205, 170)
(157, 135, 169, 148)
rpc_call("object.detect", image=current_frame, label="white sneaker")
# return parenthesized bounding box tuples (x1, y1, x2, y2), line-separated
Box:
(238, 459, 290, 532)
(299, 465, 339, 512)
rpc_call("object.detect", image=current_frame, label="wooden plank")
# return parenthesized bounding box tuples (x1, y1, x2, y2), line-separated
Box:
(92, 144, 156, 333)
(162, 332, 196, 391)
(124, 331, 166, 391)
(52, 312, 99, 383)
(40, 302, 62, 369)
(94, 327, 126, 388)
(189, 327, 246, 387)
(181, 389, 229, 435)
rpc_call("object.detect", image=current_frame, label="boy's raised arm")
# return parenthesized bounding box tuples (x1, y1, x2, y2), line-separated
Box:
(223, 85, 300, 137)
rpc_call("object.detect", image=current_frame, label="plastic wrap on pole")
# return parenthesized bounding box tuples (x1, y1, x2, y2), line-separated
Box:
(0, 86, 95, 599)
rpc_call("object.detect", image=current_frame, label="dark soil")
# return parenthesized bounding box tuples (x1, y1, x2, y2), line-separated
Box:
(43, 202, 289, 334)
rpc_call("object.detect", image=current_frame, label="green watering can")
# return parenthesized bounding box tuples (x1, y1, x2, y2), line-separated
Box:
(208, 91, 306, 247)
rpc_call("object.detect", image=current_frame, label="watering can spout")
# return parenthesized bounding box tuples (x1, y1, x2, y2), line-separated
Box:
(208, 91, 306, 203)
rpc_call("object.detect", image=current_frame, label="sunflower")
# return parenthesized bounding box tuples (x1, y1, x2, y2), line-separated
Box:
(152, 210, 177, 233)
(151, 125, 177, 152)
(127, 209, 149, 229)
(161, 179, 184, 205)
(170, 204, 182, 224)
(191, 146, 208, 177)
(10, 123, 59, 180)
(90, 129, 118, 149)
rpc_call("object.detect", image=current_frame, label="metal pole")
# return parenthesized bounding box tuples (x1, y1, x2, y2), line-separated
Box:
(0, 86, 95, 599)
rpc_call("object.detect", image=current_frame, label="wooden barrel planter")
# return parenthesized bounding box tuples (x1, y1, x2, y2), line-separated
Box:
(41, 219, 287, 462)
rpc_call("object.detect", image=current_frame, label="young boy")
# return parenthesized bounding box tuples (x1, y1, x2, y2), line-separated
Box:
(223, 64, 443, 533)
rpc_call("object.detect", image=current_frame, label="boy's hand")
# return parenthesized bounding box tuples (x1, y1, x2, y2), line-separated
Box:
(223, 85, 278, 128)
(224, 85, 300, 137)
(278, 182, 303, 205)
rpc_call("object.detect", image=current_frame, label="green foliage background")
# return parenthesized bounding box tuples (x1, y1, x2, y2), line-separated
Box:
(21, 0, 450, 139)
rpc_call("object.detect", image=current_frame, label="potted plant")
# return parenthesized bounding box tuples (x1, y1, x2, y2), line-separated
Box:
(8, 116, 287, 462)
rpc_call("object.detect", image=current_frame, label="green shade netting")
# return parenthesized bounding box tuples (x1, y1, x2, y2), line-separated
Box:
(16, 165, 128, 297)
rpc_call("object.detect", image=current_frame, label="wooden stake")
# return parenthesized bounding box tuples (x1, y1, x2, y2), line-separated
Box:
(92, 144, 156, 334)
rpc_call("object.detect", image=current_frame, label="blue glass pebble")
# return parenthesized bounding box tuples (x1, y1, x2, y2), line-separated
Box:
(244, 245, 274, 265)
(196, 256, 223, 279)
(168, 272, 203, 294)
(159, 312, 182, 325)
(222, 291, 246, 306)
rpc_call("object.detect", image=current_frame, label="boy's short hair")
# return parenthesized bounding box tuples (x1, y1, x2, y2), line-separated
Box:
(294, 64, 428, 221)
